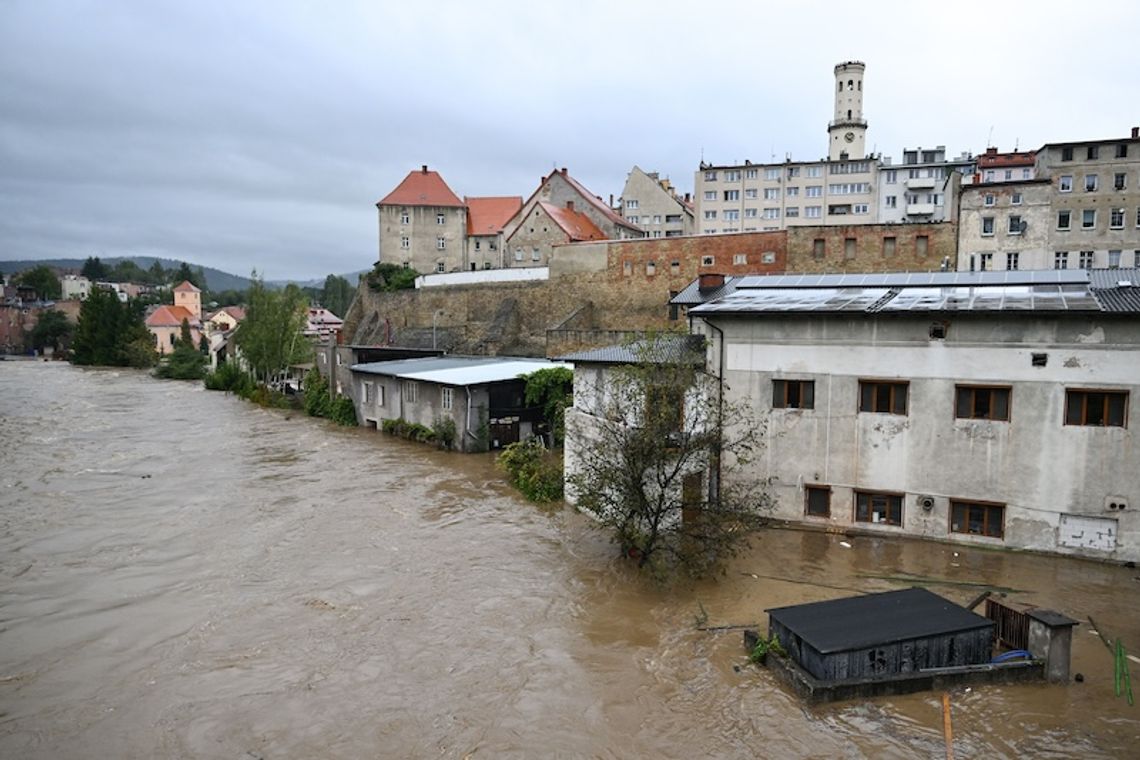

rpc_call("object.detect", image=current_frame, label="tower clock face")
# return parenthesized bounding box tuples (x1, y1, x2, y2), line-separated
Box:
(845, 132, 855, 143)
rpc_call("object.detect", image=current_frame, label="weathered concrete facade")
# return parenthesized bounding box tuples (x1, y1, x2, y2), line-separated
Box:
(376, 166, 468, 274)
(786, 222, 957, 272)
(618, 166, 695, 238)
(877, 146, 972, 224)
(957, 180, 1053, 271)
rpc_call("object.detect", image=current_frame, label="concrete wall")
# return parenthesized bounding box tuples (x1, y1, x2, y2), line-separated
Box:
(786, 222, 957, 272)
(695, 311, 1140, 562)
(958, 181, 1052, 271)
(378, 204, 467, 274)
(505, 203, 577, 267)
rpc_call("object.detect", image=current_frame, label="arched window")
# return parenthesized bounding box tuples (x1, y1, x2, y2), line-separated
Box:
(847, 80, 854, 91)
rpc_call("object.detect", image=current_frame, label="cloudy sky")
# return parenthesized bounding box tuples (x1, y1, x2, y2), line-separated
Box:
(2, 0, 1137, 280)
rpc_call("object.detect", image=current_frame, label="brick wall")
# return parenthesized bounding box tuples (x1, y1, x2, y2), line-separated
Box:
(786, 222, 957, 272)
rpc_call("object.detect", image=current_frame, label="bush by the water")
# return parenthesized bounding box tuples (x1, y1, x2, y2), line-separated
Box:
(497, 439, 563, 502)
(301, 368, 357, 426)
(204, 362, 254, 394)
(382, 417, 437, 444)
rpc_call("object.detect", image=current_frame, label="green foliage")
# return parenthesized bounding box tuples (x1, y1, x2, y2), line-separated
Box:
(521, 366, 573, 445)
(70, 288, 155, 367)
(432, 416, 457, 450)
(381, 417, 437, 444)
(209, 289, 247, 307)
(234, 273, 311, 384)
(328, 397, 358, 426)
(365, 262, 418, 292)
(204, 362, 253, 394)
(498, 439, 564, 503)
(246, 384, 293, 408)
(16, 265, 62, 300)
(749, 635, 787, 665)
(320, 274, 355, 318)
(154, 318, 206, 380)
(303, 368, 331, 417)
(473, 406, 490, 453)
(173, 261, 205, 289)
(81, 256, 108, 280)
(29, 309, 72, 353)
(567, 335, 769, 577)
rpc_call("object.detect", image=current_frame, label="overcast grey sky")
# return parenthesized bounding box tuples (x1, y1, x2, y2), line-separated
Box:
(2, 0, 1137, 280)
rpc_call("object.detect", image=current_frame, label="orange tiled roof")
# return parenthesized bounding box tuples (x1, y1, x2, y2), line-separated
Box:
(206, 305, 245, 322)
(551, 168, 640, 230)
(465, 196, 523, 235)
(377, 166, 464, 208)
(146, 305, 199, 327)
(538, 201, 606, 242)
(978, 149, 1036, 169)
(172, 280, 200, 292)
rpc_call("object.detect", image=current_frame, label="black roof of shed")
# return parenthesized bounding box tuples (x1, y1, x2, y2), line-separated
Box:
(766, 587, 993, 655)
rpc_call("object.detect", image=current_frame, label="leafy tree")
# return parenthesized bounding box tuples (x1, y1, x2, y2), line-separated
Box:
(107, 259, 147, 284)
(29, 309, 73, 353)
(234, 274, 311, 384)
(16, 265, 62, 300)
(321, 274, 355, 318)
(155, 317, 206, 380)
(81, 256, 108, 280)
(565, 336, 769, 577)
(70, 288, 155, 367)
(210, 289, 247, 307)
(365, 262, 418, 292)
(521, 366, 573, 445)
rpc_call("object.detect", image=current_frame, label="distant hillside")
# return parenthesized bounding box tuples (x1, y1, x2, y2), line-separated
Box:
(0, 257, 253, 292)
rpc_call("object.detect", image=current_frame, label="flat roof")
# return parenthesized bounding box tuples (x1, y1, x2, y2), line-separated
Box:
(767, 587, 994, 655)
(350, 356, 570, 386)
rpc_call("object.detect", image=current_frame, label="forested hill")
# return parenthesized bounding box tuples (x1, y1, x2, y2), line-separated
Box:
(0, 257, 253, 292)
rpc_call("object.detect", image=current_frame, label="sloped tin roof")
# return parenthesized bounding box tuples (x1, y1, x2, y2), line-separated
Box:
(350, 356, 570, 386)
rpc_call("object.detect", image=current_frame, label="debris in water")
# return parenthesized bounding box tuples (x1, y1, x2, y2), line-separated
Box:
(839, 541, 852, 548)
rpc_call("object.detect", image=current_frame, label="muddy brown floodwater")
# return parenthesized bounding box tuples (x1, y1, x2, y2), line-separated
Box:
(1, 362, 1138, 758)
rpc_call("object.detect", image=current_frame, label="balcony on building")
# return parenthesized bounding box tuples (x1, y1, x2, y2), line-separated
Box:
(828, 118, 868, 129)
(906, 203, 936, 216)
(905, 176, 937, 190)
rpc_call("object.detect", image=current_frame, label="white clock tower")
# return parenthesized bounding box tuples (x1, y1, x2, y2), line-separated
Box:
(828, 61, 867, 160)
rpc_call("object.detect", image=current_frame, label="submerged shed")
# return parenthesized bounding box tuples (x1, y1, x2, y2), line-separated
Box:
(766, 588, 994, 681)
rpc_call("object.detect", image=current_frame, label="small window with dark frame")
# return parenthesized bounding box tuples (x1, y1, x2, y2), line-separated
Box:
(950, 501, 1005, 539)
(855, 491, 903, 526)
(1065, 389, 1128, 427)
(859, 380, 908, 415)
(955, 385, 1011, 421)
(805, 485, 831, 517)
(773, 379, 815, 409)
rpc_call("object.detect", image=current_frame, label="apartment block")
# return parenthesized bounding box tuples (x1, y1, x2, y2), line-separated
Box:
(878, 146, 973, 224)
(618, 166, 695, 238)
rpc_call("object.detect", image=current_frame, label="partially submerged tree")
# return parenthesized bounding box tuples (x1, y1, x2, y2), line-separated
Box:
(521, 366, 573, 445)
(70, 287, 154, 367)
(234, 274, 310, 384)
(155, 317, 206, 380)
(566, 335, 769, 576)
(29, 309, 73, 354)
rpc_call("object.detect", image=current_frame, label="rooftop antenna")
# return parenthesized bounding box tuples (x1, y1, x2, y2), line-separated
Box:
(1014, 137, 1020, 151)
(986, 125, 994, 149)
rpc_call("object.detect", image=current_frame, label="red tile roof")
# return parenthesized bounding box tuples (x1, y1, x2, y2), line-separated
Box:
(377, 166, 464, 208)
(146, 305, 199, 327)
(207, 305, 246, 322)
(465, 196, 523, 235)
(173, 280, 200, 293)
(538, 201, 606, 242)
(978, 148, 1036, 169)
(549, 168, 640, 231)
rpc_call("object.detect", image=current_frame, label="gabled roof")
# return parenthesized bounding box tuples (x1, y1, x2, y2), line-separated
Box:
(146, 305, 199, 327)
(553, 168, 641, 231)
(465, 196, 523, 235)
(377, 166, 464, 208)
(207, 305, 245, 322)
(556, 335, 705, 365)
(539, 201, 606, 242)
(173, 280, 200, 293)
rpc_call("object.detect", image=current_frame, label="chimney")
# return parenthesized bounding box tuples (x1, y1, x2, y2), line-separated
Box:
(566, 200, 574, 212)
(1132, 126, 1139, 139)
(684, 192, 691, 203)
(698, 273, 725, 292)
(985, 147, 997, 155)
(421, 165, 428, 173)
(609, 194, 614, 207)
(561, 167, 567, 175)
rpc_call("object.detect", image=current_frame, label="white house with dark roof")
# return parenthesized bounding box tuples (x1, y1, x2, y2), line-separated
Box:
(683, 270, 1140, 562)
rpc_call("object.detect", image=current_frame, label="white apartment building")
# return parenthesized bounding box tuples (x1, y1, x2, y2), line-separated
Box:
(878, 146, 974, 224)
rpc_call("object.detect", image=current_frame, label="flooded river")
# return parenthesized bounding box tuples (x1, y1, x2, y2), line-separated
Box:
(1, 362, 1138, 758)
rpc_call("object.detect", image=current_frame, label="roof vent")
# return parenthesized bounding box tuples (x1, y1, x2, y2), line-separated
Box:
(698, 273, 725, 292)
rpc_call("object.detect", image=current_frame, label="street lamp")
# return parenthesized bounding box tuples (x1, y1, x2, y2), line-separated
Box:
(432, 309, 444, 350)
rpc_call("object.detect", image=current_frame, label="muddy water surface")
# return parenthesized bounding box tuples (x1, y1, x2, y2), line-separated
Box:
(1, 362, 1138, 758)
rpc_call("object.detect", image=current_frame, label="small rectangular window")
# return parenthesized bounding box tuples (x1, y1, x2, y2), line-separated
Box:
(859, 380, 908, 415)
(437, 213, 446, 225)
(1057, 210, 1071, 230)
(773, 379, 815, 409)
(915, 235, 929, 256)
(950, 501, 1005, 539)
(955, 385, 1011, 421)
(441, 387, 453, 410)
(402, 381, 418, 403)
(882, 236, 896, 257)
(1065, 389, 1128, 427)
(812, 238, 825, 259)
(805, 485, 831, 517)
(855, 491, 903, 526)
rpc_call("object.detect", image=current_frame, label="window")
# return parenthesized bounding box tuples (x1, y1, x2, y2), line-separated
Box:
(855, 491, 903, 526)
(1079, 250, 1094, 269)
(1110, 208, 1125, 228)
(724, 170, 741, 181)
(703, 190, 716, 201)
(1117, 144, 1129, 158)
(745, 188, 758, 199)
(376, 385, 385, 406)
(1109, 250, 1122, 268)
(773, 379, 814, 409)
(733, 253, 747, 265)
(400, 236, 410, 249)
(1065, 390, 1128, 427)
(1054, 251, 1069, 269)
(1061, 147, 1073, 161)
(884, 170, 897, 184)
(885, 195, 897, 208)
(984, 170, 995, 182)
(1004, 170, 1013, 181)
(765, 168, 780, 180)
(956, 385, 1010, 421)
(859, 380, 908, 415)
(645, 261, 656, 275)
(805, 486, 831, 517)
(883, 236, 896, 257)
(437, 237, 446, 249)
(1059, 175, 1073, 192)
(1082, 209, 1096, 229)
(625, 199, 639, 209)
(436, 213, 446, 225)
(806, 206, 822, 218)
(804, 185, 822, 198)
(532, 247, 541, 261)
(627, 215, 639, 224)
(1085, 174, 1098, 192)
(763, 188, 780, 200)
(474, 241, 481, 251)
(514, 248, 523, 261)
(807, 166, 823, 178)
(744, 208, 758, 218)
(701, 255, 715, 265)
(704, 171, 717, 181)
(745, 168, 758, 179)
(951, 501, 1005, 539)
(844, 238, 856, 259)
(786, 186, 799, 197)
(787, 167, 800, 178)
(854, 204, 869, 214)
(362, 383, 372, 404)
(1114, 173, 1127, 190)
(978, 252, 993, 271)
(724, 209, 740, 221)
(1137, 207, 1140, 227)
(1057, 210, 1071, 230)
(1087, 145, 1099, 160)
(435, 261, 445, 273)
(438, 386, 453, 411)
(1006, 251, 1020, 270)
(402, 381, 418, 403)
(724, 190, 740, 201)
(1011, 193, 1022, 205)
(982, 217, 995, 235)
(400, 209, 410, 224)
(703, 210, 717, 220)
(1008, 215, 1022, 234)
(984, 193, 995, 207)
(762, 208, 779, 219)
(812, 238, 825, 259)
(785, 206, 799, 217)
(1023, 168, 1032, 179)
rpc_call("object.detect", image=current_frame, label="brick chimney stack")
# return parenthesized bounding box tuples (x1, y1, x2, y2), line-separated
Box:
(421, 165, 428, 173)
(1132, 126, 1139, 139)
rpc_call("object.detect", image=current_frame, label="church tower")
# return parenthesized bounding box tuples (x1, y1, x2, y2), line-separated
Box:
(828, 61, 867, 160)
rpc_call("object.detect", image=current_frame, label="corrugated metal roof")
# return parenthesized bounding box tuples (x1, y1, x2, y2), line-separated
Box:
(670, 276, 744, 305)
(556, 335, 705, 365)
(766, 588, 993, 655)
(350, 356, 569, 386)
(735, 270, 1090, 290)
